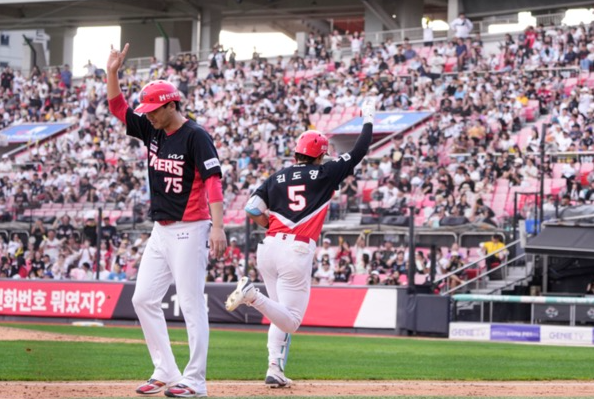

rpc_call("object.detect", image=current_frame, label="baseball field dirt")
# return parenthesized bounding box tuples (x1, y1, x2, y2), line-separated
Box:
(3, 380, 594, 398)
(2, 326, 594, 398)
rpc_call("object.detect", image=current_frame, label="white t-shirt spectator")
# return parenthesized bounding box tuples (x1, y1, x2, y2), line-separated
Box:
(450, 17, 473, 38)
(41, 237, 61, 262)
(378, 185, 399, 208)
(314, 264, 335, 285)
(350, 35, 363, 54)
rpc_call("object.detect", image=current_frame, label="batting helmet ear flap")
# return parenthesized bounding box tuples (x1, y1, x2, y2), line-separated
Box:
(295, 130, 329, 158)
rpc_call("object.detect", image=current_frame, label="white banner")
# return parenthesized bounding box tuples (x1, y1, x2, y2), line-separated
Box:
(448, 322, 491, 341)
(540, 325, 593, 346)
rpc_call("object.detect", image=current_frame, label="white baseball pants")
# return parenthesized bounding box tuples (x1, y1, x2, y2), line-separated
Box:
(132, 220, 210, 394)
(251, 233, 316, 370)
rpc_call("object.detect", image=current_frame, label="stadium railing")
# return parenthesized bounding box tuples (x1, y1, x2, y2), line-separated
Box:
(364, 11, 566, 46)
(436, 238, 524, 294)
(452, 293, 594, 325)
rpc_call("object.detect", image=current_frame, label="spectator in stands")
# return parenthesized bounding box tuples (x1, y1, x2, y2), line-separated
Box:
(82, 216, 98, 245)
(54, 215, 75, 240)
(1, 256, 18, 278)
(370, 250, 387, 274)
(222, 265, 238, 283)
(30, 219, 46, 250)
(450, 13, 473, 39)
(334, 257, 353, 283)
(40, 229, 62, 262)
(340, 175, 359, 212)
(100, 216, 118, 247)
(347, 31, 364, 55)
(108, 263, 126, 281)
(373, 179, 398, 211)
(480, 234, 507, 278)
(314, 259, 334, 285)
(444, 251, 464, 289)
(336, 240, 353, 265)
(388, 250, 407, 275)
(224, 237, 242, 264)
(7, 234, 23, 259)
(317, 238, 336, 266)
(367, 270, 381, 285)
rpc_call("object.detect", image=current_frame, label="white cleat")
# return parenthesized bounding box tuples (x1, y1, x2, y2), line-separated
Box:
(225, 277, 258, 311)
(265, 365, 292, 388)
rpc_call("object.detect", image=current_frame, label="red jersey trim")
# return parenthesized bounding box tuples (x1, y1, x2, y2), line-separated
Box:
(267, 200, 330, 242)
(181, 167, 211, 221)
(165, 118, 188, 136)
(108, 93, 128, 124)
(268, 199, 331, 229)
(205, 175, 224, 203)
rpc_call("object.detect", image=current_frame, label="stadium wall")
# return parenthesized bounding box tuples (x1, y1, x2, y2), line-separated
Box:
(450, 322, 594, 346)
(0, 280, 409, 330)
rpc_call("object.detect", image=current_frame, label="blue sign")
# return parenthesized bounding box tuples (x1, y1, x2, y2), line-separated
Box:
(329, 111, 433, 135)
(0, 123, 73, 143)
(490, 324, 541, 342)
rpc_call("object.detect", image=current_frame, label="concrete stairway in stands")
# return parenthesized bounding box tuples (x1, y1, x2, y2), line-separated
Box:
(469, 261, 533, 295)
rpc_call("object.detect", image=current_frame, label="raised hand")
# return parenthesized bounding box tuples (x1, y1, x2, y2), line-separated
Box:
(106, 43, 129, 75)
(361, 97, 376, 124)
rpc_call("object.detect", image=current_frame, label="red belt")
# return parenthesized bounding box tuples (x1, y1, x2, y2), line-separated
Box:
(266, 232, 311, 244)
(157, 220, 177, 226)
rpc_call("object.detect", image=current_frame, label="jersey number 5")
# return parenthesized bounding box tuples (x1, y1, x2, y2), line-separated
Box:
(288, 185, 306, 211)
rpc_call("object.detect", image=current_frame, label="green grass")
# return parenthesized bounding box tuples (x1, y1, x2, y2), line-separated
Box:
(2, 323, 594, 381)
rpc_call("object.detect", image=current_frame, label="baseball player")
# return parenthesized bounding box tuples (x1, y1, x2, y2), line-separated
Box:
(106, 44, 227, 398)
(225, 99, 376, 387)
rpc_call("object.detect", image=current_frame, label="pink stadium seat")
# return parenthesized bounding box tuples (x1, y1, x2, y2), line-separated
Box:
(552, 164, 564, 179)
(326, 121, 339, 130)
(232, 213, 246, 225)
(345, 106, 358, 116)
(351, 274, 368, 285)
(581, 163, 594, 175)
(444, 57, 457, 72)
(315, 121, 328, 131)
(418, 46, 432, 58)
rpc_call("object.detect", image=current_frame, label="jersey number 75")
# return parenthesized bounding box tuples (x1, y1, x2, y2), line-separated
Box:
(164, 177, 183, 193)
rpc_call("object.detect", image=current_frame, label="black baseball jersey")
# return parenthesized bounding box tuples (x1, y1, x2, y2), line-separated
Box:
(125, 111, 222, 221)
(252, 152, 358, 241)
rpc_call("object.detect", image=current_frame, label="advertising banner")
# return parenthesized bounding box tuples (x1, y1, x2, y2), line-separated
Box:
(490, 324, 540, 342)
(0, 123, 72, 143)
(540, 325, 593, 346)
(449, 322, 594, 346)
(448, 322, 491, 341)
(0, 281, 123, 318)
(329, 112, 432, 135)
(0, 281, 397, 330)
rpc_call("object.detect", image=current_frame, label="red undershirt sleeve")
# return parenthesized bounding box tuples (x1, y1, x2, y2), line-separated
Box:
(205, 174, 224, 204)
(108, 93, 129, 124)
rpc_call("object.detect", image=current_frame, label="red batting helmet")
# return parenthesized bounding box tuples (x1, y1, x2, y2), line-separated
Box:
(134, 80, 181, 113)
(295, 130, 329, 158)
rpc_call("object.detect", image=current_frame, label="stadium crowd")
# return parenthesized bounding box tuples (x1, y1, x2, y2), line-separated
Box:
(1, 18, 594, 287)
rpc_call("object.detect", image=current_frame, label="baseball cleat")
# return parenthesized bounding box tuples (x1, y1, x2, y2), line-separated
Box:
(225, 277, 258, 311)
(265, 365, 292, 388)
(135, 379, 167, 394)
(164, 383, 207, 398)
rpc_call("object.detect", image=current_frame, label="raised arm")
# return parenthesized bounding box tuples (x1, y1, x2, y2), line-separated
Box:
(349, 98, 376, 165)
(106, 43, 129, 100)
